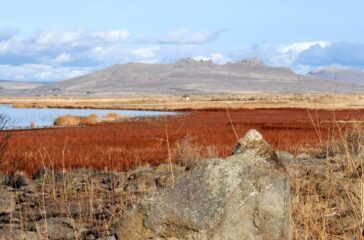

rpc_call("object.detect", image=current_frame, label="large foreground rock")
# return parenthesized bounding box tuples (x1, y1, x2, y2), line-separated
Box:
(117, 129, 292, 240)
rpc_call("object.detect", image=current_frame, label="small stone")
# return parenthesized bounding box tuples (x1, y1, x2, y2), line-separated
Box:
(4, 172, 34, 191)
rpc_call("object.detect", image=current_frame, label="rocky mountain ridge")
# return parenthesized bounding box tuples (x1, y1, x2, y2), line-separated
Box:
(18, 58, 364, 96)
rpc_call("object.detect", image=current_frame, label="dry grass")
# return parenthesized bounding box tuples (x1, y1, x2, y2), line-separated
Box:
(1, 109, 364, 239)
(102, 112, 124, 122)
(172, 136, 218, 167)
(290, 125, 364, 239)
(3, 125, 362, 239)
(53, 114, 98, 126)
(4, 169, 128, 239)
(2, 93, 364, 110)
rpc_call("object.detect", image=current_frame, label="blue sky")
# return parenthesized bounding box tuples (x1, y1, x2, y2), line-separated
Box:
(0, 0, 363, 81)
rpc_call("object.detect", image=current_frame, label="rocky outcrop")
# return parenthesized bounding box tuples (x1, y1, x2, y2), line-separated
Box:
(117, 129, 292, 240)
(236, 57, 265, 67)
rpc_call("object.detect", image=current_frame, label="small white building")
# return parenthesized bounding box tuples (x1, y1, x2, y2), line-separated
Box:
(182, 95, 190, 101)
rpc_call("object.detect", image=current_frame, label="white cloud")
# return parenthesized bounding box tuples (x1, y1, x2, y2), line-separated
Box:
(33, 29, 84, 47)
(0, 28, 132, 54)
(1, 26, 364, 81)
(0, 28, 133, 80)
(51, 53, 72, 64)
(0, 40, 11, 55)
(279, 41, 331, 54)
(229, 41, 364, 73)
(92, 29, 131, 42)
(0, 64, 92, 81)
(0, 27, 19, 41)
(138, 28, 225, 45)
(192, 53, 231, 64)
(295, 42, 364, 68)
(129, 46, 160, 63)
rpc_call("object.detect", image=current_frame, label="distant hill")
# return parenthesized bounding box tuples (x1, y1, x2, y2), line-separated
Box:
(0, 80, 45, 91)
(17, 58, 364, 95)
(307, 67, 364, 85)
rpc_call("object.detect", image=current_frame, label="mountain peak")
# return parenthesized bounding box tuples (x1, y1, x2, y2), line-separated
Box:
(235, 57, 264, 66)
(175, 58, 214, 66)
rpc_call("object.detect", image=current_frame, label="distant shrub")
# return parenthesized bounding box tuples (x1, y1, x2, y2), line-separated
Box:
(80, 113, 98, 125)
(54, 113, 98, 126)
(103, 112, 122, 122)
(29, 121, 36, 128)
(54, 115, 81, 126)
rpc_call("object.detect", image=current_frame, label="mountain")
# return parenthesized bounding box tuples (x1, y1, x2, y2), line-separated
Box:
(307, 67, 364, 85)
(0, 80, 45, 90)
(29, 58, 364, 95)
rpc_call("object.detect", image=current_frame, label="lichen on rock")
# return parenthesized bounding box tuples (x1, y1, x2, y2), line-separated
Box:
(117, 129, 292, 240)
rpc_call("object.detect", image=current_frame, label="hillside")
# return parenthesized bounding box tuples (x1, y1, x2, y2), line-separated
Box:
(307, 67, 364, 85)
(0, 80, 45, 91)
(32, 58, 364, 96)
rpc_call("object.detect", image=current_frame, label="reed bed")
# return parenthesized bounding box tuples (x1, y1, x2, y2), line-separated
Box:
(1, 108, 364, 175)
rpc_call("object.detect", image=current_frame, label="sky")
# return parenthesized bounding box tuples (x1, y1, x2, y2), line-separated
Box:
(0, 0, 363, 81)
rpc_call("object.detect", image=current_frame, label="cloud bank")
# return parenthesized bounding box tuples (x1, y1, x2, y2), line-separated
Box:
(0, 26, 363, 81)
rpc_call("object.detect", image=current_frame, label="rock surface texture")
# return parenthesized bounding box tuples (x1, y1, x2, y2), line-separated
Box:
(118, 129, 292, 240)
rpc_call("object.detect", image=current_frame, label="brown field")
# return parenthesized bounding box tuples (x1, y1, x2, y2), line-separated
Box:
(1, 108, 364, 175)
(1, 93, 364, 110)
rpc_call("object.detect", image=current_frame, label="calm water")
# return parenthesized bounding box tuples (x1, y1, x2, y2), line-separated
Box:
(0, 104, 175, 129)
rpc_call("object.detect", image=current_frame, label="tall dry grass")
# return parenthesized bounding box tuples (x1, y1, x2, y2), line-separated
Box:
(290, 124, 364, 239)
(4, 169, 128, 239)
(1, 109, 363, 239)
(102, 112, 122, 122)
(53, 114, 98, 126)
(172, 136, 218, 167)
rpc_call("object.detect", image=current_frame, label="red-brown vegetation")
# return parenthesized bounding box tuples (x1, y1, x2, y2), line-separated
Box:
(1, 108, 364, 175)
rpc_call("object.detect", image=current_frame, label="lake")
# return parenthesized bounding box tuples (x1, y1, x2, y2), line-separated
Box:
(0, 104, 175, 129)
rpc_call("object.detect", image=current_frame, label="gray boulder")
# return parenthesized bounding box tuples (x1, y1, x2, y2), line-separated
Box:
(117, 129, 292, 240)
(277, 151, 294, 164)
(4, 172, 35, 192)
